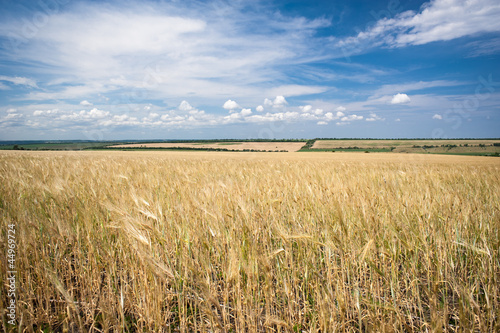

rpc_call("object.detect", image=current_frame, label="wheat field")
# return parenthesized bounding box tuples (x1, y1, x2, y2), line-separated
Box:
(1, 151, 499, 332)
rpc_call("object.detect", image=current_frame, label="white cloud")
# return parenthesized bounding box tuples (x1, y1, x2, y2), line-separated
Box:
(317, 121, 328, 125)
(392, 0, 500, 47)
(223, 100, 241, 111)
(371, 80, 463, 100)
(5, 113, 24, 119)
(273, 96, 288, 107)
(391, 93, 411, 104)
(6, 108, 17, 113)
(145, 113, 159, 120)
(300, 105, 312, 113)
(341, 114, 363, 121)
(256, 105, 264, 112)
(324, 112, 334, 120)
(59, 108, 110, 121)
(466, 37, 500, 57)
(432, 114, 443, 120)
(336, 0, 500, 55)
(336, 111, 345, 118)
(366, 113, 383, 122)
(0, 1, 334, 105)
(262, 96, 288, 109)
(179, 100, 194, 111)
(335, 106, 346, 112)
(33, 109, 60, 116)
(267, 85, 328, 97)
(241, 108, 252, 116)
(313, 108, 324, 115)
(0, 75, 38, 88)
(80, 100, 93, 106)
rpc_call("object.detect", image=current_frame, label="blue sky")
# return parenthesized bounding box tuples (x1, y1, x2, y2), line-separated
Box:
(0, 0, 499, 140)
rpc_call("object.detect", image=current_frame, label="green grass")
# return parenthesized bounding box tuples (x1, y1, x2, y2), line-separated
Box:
(298, 148, 392, 152)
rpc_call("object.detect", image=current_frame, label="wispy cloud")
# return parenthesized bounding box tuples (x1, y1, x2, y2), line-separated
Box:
(0, 0, 498, 139)
(0, 1, 331, 105)
(336, 0, 500, 55)
(370, 80, 465, 99)
(0, 75, 38, 88)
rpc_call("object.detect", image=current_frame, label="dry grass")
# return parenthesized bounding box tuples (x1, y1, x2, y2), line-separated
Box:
(1, 150, 499, 332)
(111, 142, 306, 152)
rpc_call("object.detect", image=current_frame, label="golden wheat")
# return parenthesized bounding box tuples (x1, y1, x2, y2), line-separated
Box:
(1, 150, 499, 332)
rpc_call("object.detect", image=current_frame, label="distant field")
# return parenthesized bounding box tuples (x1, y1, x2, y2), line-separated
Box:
(1, 150, 499, 331)
(110, 141, 306, 152)
(2, 139, 499, 156)
(0, 142, 114, 150)
(311, 139, 500, 155)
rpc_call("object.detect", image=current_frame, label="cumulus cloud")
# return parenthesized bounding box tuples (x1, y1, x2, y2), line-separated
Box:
(8, 98, 389, 134)
(300, 105, 312, 113)
(80, 100, 93, 106)
(179, 100, 194, 111)
(145, 112, 159, 120)
(223, 100, 241, 111)
(60, 108, 110, 121)
(33, 109, 60, 116)
(341, 114, 363, 121)
(324, 112, 335, 120)
(432, 114, 443, 120)
(263, 96, 288, 109)
(256, 105, 264, 112)
(335, 106, 346, 112)
(273, 95, 288, 107)
(366, 113, 383, 122)
(241, 108, 252, 116)
(391, 93, 411, 104)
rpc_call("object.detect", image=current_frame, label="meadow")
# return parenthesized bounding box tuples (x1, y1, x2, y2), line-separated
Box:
(310, 139, 500, 156)
(1, 150, 499, 332)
